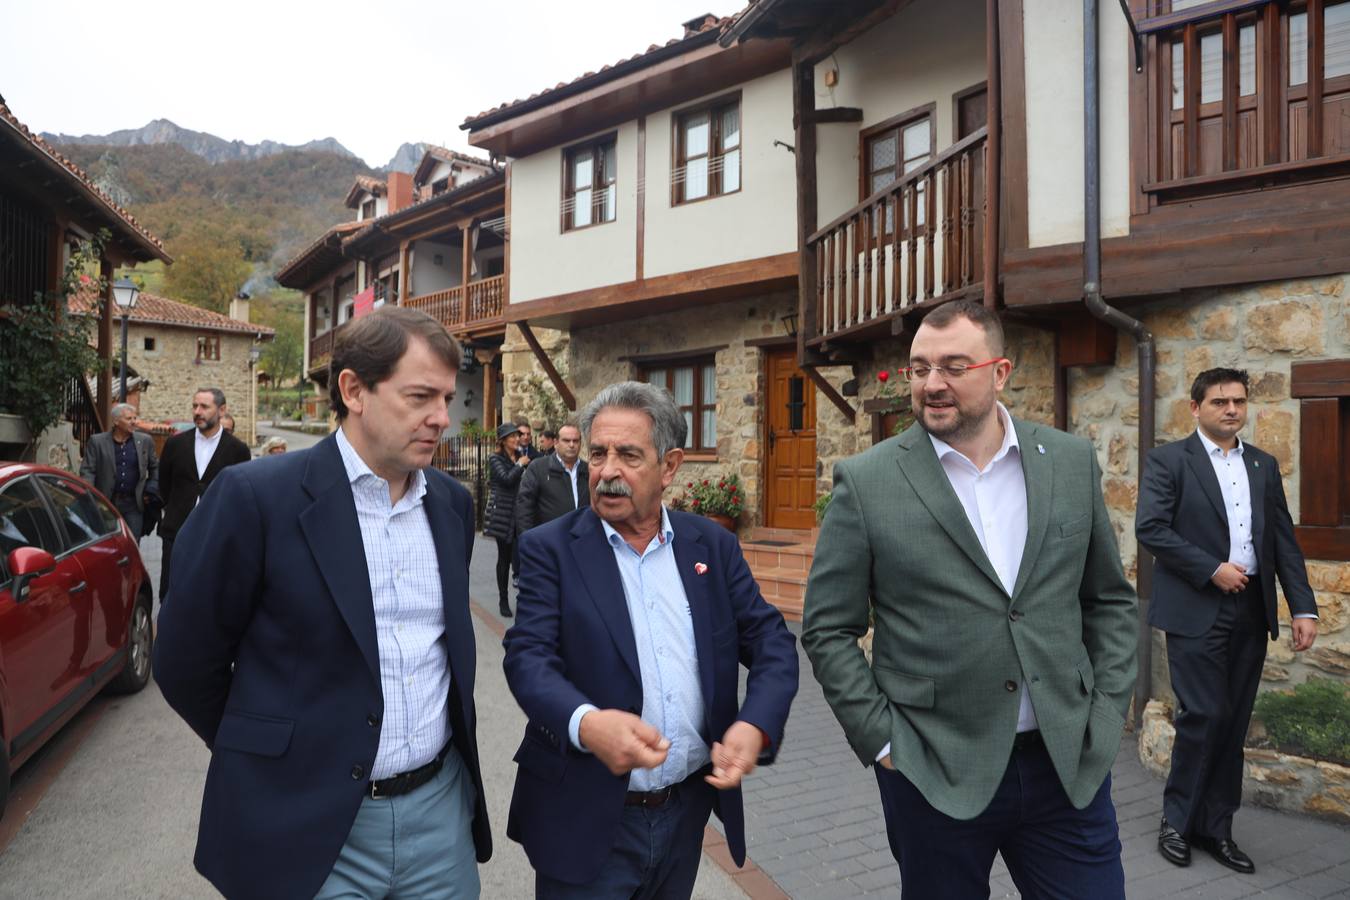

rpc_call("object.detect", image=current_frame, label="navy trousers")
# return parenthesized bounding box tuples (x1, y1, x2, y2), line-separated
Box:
(875, 737, 1124, 900)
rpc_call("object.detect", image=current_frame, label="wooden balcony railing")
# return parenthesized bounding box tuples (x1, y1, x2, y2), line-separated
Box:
(308, 320, 348, 372)
(808, 127, 986, 340)
(405, 274, 506, 333)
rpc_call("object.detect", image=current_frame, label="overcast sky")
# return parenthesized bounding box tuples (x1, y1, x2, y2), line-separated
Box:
(1, 0, 747, 167)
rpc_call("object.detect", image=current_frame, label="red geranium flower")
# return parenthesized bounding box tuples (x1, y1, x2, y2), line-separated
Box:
(702, 480, 709, 486)
(878, 370, 889, 382)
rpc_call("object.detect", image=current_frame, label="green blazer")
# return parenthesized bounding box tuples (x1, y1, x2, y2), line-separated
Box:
(802, 417, 1136, 820)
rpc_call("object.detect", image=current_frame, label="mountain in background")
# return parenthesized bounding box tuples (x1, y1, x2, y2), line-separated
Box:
(42, 119, 360, 166)
(386, 142, 429, 175)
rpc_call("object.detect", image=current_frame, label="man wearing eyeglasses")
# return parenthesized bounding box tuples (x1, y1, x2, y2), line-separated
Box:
(803, 300, 1136, 899)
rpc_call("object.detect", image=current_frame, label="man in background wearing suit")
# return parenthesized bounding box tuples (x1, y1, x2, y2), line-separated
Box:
(503, 381, 798, 898)
(154, 307, 491, 899)
(1137, 367, 1318, 874)
(155, 387, 250, 603)
(514, 420, 589, 537)
(80, 401, 158, 540)
(804, 300, 1137, 899)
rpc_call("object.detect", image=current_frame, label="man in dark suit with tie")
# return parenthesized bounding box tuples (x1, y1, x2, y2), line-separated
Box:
(503, 381, 798, 898)
(1137, 367, 1318, 875)
(155, 387, 250, 602)
(154, 308, 491, 899)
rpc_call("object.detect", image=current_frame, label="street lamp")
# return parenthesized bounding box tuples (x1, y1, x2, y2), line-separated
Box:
(112, 278, 140, 402)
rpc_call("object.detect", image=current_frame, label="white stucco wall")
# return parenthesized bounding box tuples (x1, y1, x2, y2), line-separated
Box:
(411, 239, 461, 294)
(1024, 1, 1131, 247)
(814, 0, 989, 226)
(642, 68, 798, 278)
(507, 123, 639, 303)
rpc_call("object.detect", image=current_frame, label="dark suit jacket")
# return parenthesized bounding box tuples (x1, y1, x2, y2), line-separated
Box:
(1136, 432, 1317, 638)
(79, 430, 158, 509)
(502, 507, 799, 885)
(514, 454, 589, 534)
(153, 435, 492, 899)
(157, 427, 251, 539)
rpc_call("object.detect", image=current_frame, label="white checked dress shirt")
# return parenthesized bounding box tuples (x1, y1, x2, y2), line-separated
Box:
(568, 507, 709, 791)
(878, 403, 1034, 763)
(1195, 429, 1316, 619)
(336, 427, 452, 779)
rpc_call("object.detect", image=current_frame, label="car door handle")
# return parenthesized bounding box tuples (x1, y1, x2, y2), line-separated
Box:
(116, 556, 130, 567)
(69, 581, 88, 595)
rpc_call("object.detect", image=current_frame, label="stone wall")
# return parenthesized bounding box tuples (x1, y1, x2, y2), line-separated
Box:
(128, 324, 260, 445)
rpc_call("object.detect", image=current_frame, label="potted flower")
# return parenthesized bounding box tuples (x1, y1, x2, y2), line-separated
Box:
(683, 474, 744, 531)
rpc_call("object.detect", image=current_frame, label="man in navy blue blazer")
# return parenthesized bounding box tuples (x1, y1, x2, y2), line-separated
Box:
(503, 381, 799, 898)
(154, 307, 491, 899)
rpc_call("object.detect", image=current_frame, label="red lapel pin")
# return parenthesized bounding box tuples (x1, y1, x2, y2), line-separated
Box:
(694, 562, 708, 576)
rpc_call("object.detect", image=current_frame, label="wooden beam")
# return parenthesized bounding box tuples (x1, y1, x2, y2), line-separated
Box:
(794, 0, 914, 65)
(811, 107, 864, 124)
(984, 0, 1001, 308)
(517, 320, 576, 411)
(636, 115, 646, 281)
(97, 255, 114, 421)
(801, 363, 855, 421)
(397, 240, 410, 303)
(793, 60, 818, 368)
(461, 222, 474, 327)
(482, 356, 497, 430)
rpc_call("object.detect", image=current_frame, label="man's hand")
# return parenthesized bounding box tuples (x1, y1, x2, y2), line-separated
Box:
(877, 754, 896, 771)
(516, 454, 530, 467)
(1291, 618, 1318, 652)
(705, 720, 765, 790)
(1211, 562, 1249, 593)
(578, 709, 669, 776)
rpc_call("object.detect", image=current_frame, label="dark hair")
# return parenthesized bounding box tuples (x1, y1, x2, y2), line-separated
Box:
(1190, 367, 1250, 404)
(329, 307, 462, 420)
(918, 299, 1005, 356)
(195, 387, 226, 409)
(541, 429, 558, 440)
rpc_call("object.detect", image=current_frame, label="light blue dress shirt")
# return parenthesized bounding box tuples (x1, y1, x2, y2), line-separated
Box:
(568, 507, 709, 791)
(336, 427, 452, 779)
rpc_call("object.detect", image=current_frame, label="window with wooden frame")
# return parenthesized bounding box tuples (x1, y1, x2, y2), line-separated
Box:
(196, 335, 220, 362)
(860, 105, 934, 234)
(1293, 359, 1350, 560)
(360, 198, 376, 220)
(562, 135, 617, 231)
(641, 357, 718, 452)
(673, 96, 741, 204)
(431, 177, 450, 196)
(1140, 0, 1350, 201)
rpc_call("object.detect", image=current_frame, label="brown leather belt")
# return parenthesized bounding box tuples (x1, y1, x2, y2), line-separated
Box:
(625, 784, 676, 808)
(369, 744, 449, 799)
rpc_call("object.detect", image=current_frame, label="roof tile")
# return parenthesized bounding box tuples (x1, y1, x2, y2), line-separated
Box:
(69, 291, 275, 337)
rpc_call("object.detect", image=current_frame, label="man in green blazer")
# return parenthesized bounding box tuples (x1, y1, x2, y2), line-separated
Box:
(803, 301, 1137, 900)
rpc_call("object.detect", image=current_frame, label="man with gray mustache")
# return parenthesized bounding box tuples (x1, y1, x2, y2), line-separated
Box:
(502, 380, 799, 898)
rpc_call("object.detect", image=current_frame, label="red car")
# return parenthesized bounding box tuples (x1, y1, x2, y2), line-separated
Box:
(0, 463, 154, 816)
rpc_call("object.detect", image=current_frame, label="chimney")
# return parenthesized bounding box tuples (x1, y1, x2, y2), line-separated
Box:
(682, 13, 717, 37)
(387, 171, 414, 214)
(229, 291, 250, 323)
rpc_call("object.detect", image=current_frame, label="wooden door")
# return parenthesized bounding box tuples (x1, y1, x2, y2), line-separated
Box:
(764, 348, 817, 530)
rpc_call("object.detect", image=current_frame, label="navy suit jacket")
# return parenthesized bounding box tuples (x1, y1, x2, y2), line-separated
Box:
(1136, 432, 1317, 638)
(502, 507, 799, 885)
(153, 434, 491, 900)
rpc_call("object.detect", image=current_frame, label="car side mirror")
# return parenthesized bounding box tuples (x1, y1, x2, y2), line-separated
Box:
(8, 547, 56, 603)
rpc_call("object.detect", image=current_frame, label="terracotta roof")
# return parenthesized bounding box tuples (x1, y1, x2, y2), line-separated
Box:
(0, 102, 170, 263)
(69, 291, 275, 337)
(275, 220, 365, 285)
(461, 13, 734, 129)
(344, 174, 387, 209)
(343, 168, 506, 252)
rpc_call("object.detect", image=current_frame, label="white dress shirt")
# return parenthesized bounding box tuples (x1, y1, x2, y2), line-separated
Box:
(336, 427, 452, 778)
(877, 403, 1034, 764)
(568, 507, 708, 791)
(560, 457, 580, 508)
(194, 427, 223, 479)
(1195, 430, 1316, 619)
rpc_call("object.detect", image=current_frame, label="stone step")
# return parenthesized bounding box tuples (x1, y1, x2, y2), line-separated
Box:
(745, 526, 817, 546)
(749, 566, 808, 621)
(741, 543, 814, 573)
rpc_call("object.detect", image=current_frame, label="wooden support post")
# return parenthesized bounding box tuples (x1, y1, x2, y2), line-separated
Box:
(98, 256, 114, 422)
(461, 223, 475, 326)
(792, 57, 820, 365)
(517, 320, 576, 411)
(397, 240, 410, 304)
(801, 364, 855, 422)
(984, 0, 1002, 309)
(482, 356, 497, 430)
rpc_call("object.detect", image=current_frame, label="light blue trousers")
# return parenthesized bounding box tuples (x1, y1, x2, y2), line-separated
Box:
(315, 745, 480, 899)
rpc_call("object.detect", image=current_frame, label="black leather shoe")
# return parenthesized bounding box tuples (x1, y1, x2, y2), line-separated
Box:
(1158, 818, 1191, 867)
(1199, 837, 1255, 874)
(499, 601, 513, 618)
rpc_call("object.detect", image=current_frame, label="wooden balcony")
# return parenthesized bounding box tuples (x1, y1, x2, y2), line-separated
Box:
(307, 320, 349, 375)
(404, 274, 506, 336)
(808, 127, 987, 344)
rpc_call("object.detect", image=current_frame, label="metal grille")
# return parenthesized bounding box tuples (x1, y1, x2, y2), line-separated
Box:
(0, 190, 52, 308)
(431, 434, 496, 529)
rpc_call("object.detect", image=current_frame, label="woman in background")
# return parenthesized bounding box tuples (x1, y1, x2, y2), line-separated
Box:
(484, 421, 528, 617)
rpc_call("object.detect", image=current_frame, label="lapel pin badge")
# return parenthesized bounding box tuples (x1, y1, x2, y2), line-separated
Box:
(694, 562, 708, 576)
(1037, 444, 1046, 455)
(1254, 460, 1259, 467)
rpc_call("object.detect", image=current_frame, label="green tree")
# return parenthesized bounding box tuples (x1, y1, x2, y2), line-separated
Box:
(163, 229, 251, 312)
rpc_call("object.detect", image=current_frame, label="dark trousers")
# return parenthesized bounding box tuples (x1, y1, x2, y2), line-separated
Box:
(875, 738, 1124, 900)
(159, 536, 173, 605)
(535, 771, 715, 899)
(1164, 584, 1268, 840)
(495, 537, 517, 601)
(112, 495, 143, 547)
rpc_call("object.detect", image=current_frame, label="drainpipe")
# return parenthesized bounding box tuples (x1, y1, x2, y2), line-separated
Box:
(1083, 0, 1155, 729)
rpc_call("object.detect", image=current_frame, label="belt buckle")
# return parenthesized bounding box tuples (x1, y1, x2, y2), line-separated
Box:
(651, 784, 674, 807)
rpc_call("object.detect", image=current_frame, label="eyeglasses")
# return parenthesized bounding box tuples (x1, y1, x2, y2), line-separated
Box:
(897, 358, 1007, 383)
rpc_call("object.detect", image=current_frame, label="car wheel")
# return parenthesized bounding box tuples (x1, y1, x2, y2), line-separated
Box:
(106, 590, 153, 695)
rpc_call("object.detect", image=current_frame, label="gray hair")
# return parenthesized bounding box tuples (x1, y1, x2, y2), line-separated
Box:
(110, 402, 137, 419)
(260, 436, 288, 453)
(579, 381, 687, 457)
(196, 387, 227, 409)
